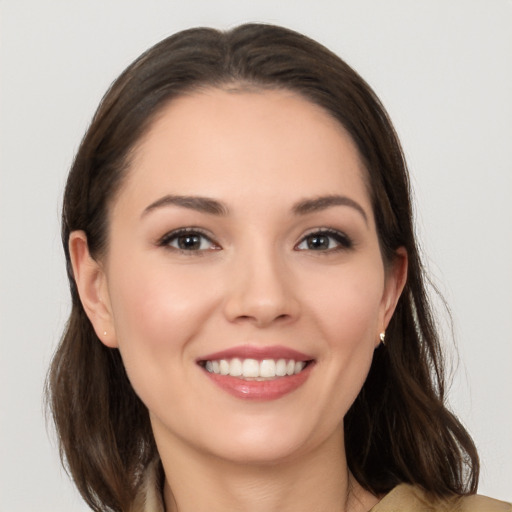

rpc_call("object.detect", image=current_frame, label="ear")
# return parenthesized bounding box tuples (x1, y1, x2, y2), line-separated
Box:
(378, 247, 408, 344)
(69, 231, 118, 348)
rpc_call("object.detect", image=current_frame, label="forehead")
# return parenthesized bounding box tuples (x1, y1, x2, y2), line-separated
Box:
(119, 88, 370, 212)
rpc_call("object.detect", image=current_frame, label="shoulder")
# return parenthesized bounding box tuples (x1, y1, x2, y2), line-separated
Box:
(371, 484, 512, 512)
(458, 494, 512, 512)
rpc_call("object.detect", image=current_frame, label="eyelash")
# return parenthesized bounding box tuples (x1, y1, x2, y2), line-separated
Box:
(158, 228, 219, 253)
(295, 228, 353, 253)
(157, 227, 353, 254)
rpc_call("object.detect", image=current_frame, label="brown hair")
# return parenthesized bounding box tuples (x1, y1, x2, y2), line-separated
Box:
(47, 23, 479, 511)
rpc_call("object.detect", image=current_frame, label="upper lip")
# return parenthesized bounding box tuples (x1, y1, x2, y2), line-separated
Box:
(197, 345, 313, 363)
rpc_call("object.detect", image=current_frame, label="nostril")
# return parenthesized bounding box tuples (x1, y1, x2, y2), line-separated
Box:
(223, 283, 300, 326)
(231, 312, 292, 327)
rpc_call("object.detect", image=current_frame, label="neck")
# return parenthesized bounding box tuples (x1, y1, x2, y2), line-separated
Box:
(156, 428, 378, 512)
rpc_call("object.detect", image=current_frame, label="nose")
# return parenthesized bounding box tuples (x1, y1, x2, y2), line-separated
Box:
(222, 247, 300, 328)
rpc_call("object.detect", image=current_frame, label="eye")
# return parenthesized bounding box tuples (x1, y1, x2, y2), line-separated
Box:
(295, 229, 352, 252)
(159, 229, 219, 252)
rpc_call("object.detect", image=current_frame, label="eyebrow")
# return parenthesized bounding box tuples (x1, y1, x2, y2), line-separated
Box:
(292, 195, 368, 224)
(141, 193, 368, 224)
(142, 195, 229, 217)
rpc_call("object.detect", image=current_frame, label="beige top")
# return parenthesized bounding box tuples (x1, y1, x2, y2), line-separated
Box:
(133, 459, 511, 512)
(370, 484, 511, 512)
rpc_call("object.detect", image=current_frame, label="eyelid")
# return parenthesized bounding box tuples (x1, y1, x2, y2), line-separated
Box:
(157, 227, 220, 251)
(295, 227, 353, 251)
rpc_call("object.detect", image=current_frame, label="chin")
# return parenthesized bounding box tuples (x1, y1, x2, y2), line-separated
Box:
(212, 434, 309, 466)
(197, 412, 340, 467)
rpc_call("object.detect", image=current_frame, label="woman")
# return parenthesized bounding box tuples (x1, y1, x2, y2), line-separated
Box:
(47, 24, 511, 512)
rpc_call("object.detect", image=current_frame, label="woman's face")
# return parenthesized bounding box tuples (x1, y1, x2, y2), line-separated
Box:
(76, 89, 405, 464)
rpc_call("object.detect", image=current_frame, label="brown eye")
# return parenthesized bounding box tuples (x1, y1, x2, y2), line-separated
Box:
(305, 234, 331, 250)
(160, 229, 218, 252)
(176, 234, 202, 250)
(296, 230, 352, 251)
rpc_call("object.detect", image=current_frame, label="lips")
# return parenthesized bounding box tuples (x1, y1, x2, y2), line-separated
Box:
(197, 345, 315, 400)
(199, 345, 312, 362)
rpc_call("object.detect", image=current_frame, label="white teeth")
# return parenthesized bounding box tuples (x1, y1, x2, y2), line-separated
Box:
(242, 358, 260, 378)
(294, 361, 305, 374)
(229, 358, 243, 377)
(219, 359, 230, 375)
(260, 359, 276, 378)
(275, 359, 287, 376)
(204, 358, 308, 378)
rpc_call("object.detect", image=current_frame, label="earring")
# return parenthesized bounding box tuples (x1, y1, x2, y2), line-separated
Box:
(379, 332, 386, 345)
(103, 331, 107, 336)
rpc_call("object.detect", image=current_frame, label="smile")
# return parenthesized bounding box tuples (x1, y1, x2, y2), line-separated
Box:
(203, 358, 307, 380)
(197, 345, 315, 400)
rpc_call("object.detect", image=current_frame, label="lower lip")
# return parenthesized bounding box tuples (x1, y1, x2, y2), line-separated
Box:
(202, 364, 313, 400)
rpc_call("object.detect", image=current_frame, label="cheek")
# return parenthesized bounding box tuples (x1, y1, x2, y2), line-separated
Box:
(105, 256, 220, 386)
(301, 262, 384, 407)
(306, 262, 384, 347)
(104, 261, 225, 429)
(108, 256, 212, 339)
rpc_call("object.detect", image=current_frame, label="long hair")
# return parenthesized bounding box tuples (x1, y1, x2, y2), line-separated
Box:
(47, 23, 479, 512)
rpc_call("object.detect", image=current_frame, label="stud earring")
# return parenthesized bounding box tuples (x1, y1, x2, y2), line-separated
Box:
(379, 332, 386, 345)
(103, 331, 107, 336)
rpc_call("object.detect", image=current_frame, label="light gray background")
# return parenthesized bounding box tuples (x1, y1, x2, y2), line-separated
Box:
(1, 1, 511, 509)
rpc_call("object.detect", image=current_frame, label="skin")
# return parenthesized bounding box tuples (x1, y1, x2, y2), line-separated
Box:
(70, 88, 407, 512)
